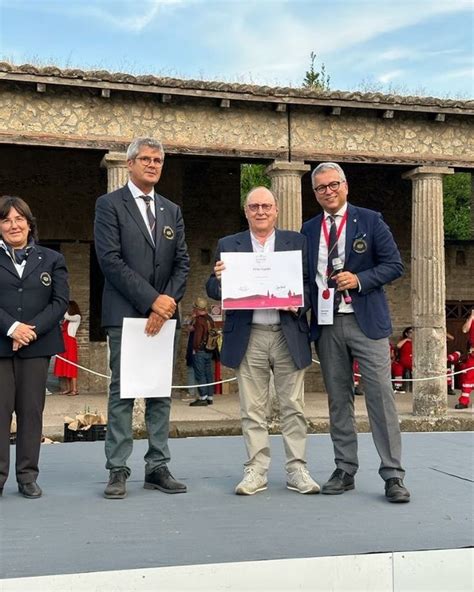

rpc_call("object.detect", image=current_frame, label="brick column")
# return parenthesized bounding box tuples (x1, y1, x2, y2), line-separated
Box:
(100, 151, 128, 191)
(265, 161, 310, 231)
(402, 166, 454, 416)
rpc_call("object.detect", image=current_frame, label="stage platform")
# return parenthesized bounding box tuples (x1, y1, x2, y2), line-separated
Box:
(1, 432, 473, 591)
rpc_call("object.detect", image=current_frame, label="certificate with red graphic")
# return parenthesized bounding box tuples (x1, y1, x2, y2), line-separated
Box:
(221, 251, 303, 310)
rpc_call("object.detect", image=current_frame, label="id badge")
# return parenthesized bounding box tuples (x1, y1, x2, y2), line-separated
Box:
(318, 288, 334, 325)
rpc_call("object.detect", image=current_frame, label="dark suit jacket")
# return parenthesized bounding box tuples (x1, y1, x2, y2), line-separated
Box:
(301, 203, 403, 341)
(94, 185, 190, 327)
(0, 245, 69, 358)
(206, 229, 312, 370)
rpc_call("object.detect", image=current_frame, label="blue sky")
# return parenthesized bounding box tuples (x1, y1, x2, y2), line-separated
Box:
(0, 0, 472, 98)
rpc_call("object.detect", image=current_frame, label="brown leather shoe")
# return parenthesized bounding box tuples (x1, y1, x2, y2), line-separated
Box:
(104, 470, 127, 499)
(18, 481, 42, 499)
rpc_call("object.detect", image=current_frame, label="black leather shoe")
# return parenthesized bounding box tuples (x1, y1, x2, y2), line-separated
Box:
(104, 470, 127, 499)
(321, 468, 355, 495)
(144, 466, 187, 494)
(189, 398, 209, 406)
(455, 402, 468, 409)
(18, 481, 42, 499)
(385, 477, 410, 503)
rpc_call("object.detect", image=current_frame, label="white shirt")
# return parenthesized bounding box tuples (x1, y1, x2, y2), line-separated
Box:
(128, 180, 156, 240)
(0, 240, 28, 337)
(316, 203, 354, 314)
(64, 312, 81, 337)
(250, 230, 280, 325)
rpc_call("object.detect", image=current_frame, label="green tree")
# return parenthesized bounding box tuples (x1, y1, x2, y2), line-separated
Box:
(240, 163, 270, 207)
(302, 51, 330, 91)
(443, 173, 471, 240)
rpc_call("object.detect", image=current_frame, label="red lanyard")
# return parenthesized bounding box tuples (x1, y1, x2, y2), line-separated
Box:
(321, 210, 347, 248)
(322, 211, 347, 282)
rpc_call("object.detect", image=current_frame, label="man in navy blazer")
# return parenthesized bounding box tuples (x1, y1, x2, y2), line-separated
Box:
(95, 137, 189, 499)
(302, 162, 410, 503)
(207, 187, 319, 496)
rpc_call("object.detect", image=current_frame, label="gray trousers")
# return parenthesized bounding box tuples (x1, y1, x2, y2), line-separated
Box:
(0, 356, 49, 487)
(316, 314, 405, 480)
(105, 327, 171, 477)
(235, 325, 307, 474)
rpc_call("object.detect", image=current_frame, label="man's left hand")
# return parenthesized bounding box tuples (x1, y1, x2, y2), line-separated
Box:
(145, 311, 166, 336)
(335, 271, 358, 291)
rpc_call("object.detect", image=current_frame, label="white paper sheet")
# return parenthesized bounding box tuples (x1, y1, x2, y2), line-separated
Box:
(220, 251, 304, 310)
(120, 318, 176, 399)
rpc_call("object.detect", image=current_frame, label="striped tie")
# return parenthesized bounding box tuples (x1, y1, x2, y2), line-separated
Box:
(140, 195, 156, 241)
(327, 215, 341, 310)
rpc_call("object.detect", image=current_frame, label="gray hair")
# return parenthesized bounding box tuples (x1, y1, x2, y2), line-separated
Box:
(311, 162, 346, 187)
(126, 137, 165, 161)
(244, 186, 279, 207)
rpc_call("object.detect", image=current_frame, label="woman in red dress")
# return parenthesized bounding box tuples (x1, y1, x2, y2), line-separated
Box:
(54, 300, 81, 395)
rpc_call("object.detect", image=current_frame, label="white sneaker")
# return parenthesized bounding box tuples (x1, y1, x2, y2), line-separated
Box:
(235, 467, 268, 495)
(286, 466, 320, 494)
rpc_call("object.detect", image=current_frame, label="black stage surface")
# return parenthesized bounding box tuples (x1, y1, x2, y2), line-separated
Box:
(1, 432, 473, 580)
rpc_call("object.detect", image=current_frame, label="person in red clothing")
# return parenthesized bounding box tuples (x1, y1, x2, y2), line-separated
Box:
(396, 327, 413, 391)
(54, 300, 81, 395)
(452, 346, 474, 410)
(390, 342, 405, 393)
(462, 310, 474, 347)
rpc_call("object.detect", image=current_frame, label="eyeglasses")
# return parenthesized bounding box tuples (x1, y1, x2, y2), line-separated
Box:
(246, 203, 274, 213)
(313, 181, 344, 195)
(0, 216, 27, 228)
(135, 156, 163, 166)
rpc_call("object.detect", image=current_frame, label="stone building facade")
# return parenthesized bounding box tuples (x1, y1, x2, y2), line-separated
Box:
(0, 63, 473, 415)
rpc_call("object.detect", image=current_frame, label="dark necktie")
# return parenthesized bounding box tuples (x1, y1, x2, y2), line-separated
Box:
(140, 195, 156, 242)
(326, 215, 341, 310)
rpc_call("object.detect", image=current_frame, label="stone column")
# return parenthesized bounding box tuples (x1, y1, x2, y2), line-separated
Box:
(265, 161, 310, 231)
(100, 151, 128, 191)
(402, 166, 454, 416)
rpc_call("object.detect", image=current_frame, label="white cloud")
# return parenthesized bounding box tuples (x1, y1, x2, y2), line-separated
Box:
(377, 70, 404, 84)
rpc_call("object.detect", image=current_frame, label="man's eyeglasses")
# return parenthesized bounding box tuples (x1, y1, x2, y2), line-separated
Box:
(246, 203, 274, 213)
(313, 181, 344, 195)
(135, 156, 163, 166)
(0, 216, 27, 228)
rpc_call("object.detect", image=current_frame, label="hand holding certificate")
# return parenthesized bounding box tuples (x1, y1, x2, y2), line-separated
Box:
(220, 251, 303, 310)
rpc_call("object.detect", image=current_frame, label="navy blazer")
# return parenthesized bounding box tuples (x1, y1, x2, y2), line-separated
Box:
(206, 229, 312, 370)
(94, 185, 190, 327)
(301, 204, 403, 341)
(0, 245, 69, 358)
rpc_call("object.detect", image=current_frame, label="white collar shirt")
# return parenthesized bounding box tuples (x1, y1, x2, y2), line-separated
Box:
(250, 230, 280, 325)
(128, 180, 156, 240)
(316, 203, 354, 313)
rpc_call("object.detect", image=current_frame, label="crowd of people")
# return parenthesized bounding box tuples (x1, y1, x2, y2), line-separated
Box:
(1, 136, 471, 503)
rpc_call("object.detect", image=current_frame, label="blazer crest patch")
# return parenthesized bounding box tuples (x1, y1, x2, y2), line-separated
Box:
(163, 226, 175, 240)
(40, 272, 52, 286)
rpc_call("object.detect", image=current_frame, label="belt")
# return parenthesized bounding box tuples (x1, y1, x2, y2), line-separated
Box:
(251, 324, 282, 332)
(334, 312, 354, 317)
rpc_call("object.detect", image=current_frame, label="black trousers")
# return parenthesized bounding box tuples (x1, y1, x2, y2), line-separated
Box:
(0, 356, 49, 488)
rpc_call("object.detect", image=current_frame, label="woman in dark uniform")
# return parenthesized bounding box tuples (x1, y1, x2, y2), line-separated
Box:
(0, 196, 69, 498)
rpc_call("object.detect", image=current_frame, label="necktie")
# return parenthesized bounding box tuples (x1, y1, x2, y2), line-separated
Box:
(326, 215, 341, 310)
(140, 195, 156, 241)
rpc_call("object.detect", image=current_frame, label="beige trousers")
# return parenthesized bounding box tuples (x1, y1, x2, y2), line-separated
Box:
(235, 325, 307, 473)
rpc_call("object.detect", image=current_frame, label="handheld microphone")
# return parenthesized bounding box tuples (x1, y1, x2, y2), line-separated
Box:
(332, 257, 352, 304)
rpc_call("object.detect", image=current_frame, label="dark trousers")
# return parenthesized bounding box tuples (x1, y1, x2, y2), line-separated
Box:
(193, 350, 214, 399)
(0, 356, 49, 488)
(105, 327, 171, 477)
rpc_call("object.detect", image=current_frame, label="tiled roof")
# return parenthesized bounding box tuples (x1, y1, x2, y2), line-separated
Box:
(1, 62, 472, 111)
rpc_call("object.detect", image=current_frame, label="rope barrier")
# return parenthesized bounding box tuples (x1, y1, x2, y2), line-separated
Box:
(55, 354, 467, 390)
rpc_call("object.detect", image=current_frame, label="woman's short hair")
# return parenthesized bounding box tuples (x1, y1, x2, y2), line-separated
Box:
(0, 195, 38, 242)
